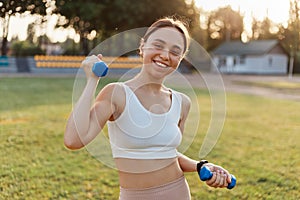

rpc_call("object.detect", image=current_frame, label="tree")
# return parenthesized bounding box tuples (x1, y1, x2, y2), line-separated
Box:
(287, 0, 300, 52)
(11, 40, 44, 56)
(100, 0, 199, 31)
(278, 0, 300, 74)
(206, 6, 243, 51)
(100, 0, 201, 55)
(0, 0, 49, 56)
(54, 0, 201, 55)
(54, 0, 107, 55)
(251, 17, 278, 40)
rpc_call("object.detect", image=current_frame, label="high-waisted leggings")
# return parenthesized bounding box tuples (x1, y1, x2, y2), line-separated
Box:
(119, 176, 191, 200)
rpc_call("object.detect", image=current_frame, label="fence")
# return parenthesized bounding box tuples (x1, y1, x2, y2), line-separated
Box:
(0, 55, 196, 74)
(0, 56, 9, 67)
(34, 55, 142, 69)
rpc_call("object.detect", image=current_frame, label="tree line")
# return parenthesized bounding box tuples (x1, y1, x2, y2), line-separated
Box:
(1, 0, 300, 65)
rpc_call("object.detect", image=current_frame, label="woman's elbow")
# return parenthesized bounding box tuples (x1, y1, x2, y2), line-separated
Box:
(64, 140, 83, 150)
(64, 133, 84, 150)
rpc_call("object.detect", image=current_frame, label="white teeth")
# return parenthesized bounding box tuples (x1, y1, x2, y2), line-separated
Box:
(155, 61, 168, 68)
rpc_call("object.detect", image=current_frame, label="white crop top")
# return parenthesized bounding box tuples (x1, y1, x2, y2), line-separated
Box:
(107, 83, 182, 159)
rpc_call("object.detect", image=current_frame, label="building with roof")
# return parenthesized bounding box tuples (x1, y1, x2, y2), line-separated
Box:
(211, 40, 288, 74)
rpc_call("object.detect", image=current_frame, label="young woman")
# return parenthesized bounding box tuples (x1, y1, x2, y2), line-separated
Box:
(64, 17, 232, 200)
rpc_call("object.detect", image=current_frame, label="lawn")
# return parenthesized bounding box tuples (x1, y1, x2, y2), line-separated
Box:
(0, 77, 299, 200)
(233, 80, 300, 93)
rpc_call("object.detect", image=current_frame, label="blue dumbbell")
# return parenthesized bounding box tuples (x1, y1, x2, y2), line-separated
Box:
(199, 166, 236, 189)
(92, 61, 108, 77)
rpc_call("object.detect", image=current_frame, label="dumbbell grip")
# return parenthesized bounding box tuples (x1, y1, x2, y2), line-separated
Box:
(199, 166, 236, 189)
(92, 61, 108, 77)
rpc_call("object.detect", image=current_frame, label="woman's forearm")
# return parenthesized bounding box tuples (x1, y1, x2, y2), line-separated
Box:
(177, 153, 198, 172)
(64, 78, 99, 149)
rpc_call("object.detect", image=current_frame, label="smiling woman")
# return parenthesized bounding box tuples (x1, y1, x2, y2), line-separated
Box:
(139, 27, 185, 79)
(64, 16, 235, 200)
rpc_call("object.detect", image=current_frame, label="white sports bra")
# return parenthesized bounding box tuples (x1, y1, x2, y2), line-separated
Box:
(107, 83, 182, 159)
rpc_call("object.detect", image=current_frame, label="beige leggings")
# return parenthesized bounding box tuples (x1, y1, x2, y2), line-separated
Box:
(119, 176, 191, 200)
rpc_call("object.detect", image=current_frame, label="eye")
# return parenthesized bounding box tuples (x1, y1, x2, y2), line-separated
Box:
(153, 43, 164, 50)
(170, 50, 181, 57)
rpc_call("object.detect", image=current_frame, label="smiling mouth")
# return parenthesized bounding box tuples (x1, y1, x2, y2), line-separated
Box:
(153, 60, 169, 68)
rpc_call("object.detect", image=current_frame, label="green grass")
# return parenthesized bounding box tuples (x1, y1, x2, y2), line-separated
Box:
(0, 77, 299, 200)
(233, 80, 300, 93)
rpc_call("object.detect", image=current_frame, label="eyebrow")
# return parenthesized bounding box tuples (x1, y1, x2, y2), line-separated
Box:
(153, 39, 183, 51)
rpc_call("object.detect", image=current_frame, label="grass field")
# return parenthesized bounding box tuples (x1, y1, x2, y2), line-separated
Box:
(0, 77, 299, 200)
(233, 80, 300, 93)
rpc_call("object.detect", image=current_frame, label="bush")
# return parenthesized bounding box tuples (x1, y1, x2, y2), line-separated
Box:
(11, 41, 45, 57)
(294, 51, 300, 74)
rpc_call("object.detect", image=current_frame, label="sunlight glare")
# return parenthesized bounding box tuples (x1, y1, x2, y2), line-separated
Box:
(195, 0, 290, 25)
(6, 1, 291, 42)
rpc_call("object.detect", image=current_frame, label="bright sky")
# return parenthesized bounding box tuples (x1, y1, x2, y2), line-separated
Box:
(195, 0, 290, 41)
(4, 14, 73, 43)
(195, 0, 290, 24)
(2, 0, 291, 42)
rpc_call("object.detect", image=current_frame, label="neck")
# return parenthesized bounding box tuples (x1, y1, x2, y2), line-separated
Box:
(131, 73, 164, 92)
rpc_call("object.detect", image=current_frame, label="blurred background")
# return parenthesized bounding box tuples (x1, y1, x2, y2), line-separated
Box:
(1, 0, 300, 75)
(1, 1, 300, 199)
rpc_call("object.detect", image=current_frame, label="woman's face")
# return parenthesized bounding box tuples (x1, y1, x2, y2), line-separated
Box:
(141, 27, 185, 78)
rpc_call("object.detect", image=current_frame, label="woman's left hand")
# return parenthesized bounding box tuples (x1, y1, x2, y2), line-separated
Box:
(203, 163, 232, 188)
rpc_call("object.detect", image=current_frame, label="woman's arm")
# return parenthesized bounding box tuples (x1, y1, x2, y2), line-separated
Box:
(177, 153, 197, 172)
(177, 93, 195, 172)
(178, 154, 232, 188)
(177, 92, 232, 188)
(64, 55, 116, 149)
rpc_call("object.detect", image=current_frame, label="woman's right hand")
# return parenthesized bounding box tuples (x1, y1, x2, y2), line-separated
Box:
(81, 54, 103, 79)
(204, 163, 232, 188)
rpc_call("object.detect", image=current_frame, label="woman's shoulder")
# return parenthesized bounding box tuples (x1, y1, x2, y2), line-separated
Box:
(96, 82, 126, 103)
(100, 81, 125, 92)
(171, 90, 191, 122)
(172, 90, 191, 106)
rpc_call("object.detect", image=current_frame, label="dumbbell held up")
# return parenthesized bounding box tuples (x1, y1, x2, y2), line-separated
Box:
(92, 61, 108, 77)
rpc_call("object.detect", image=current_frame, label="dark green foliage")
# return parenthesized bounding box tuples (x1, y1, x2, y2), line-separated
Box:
(0, 0, 49, 55)
(11, 41, 45, 56)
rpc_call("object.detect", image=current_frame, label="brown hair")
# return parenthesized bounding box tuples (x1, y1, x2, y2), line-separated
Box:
(141, 17, 191, 55)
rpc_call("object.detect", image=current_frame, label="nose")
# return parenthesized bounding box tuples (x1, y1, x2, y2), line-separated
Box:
(159, 49, 170, 60)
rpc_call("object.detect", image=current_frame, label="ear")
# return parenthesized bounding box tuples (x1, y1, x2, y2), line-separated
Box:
(139, 39, 145, 57)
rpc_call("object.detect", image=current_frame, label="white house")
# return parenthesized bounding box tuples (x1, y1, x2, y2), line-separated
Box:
(211, 40, 288, 74)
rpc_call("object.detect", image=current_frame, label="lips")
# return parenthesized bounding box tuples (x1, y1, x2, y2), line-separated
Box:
(153, 60, 169, 68)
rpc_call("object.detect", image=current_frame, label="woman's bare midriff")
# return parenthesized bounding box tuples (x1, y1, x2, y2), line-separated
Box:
(115, 157, 184, 189)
